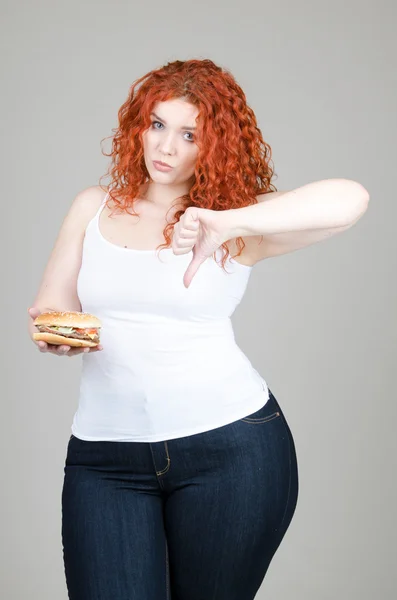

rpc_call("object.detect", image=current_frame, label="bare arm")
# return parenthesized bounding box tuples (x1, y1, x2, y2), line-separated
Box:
(28, 185, 106, 354)
(220, 181, 369, 263)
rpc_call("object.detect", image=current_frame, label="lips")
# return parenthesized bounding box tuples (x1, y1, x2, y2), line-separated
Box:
(154, 160, 172, 168)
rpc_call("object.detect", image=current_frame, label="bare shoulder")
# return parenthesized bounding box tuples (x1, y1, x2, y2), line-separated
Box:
(31, 186, 109, 312)
(69, 185, 108, 225)
(226, 191, 288, 266)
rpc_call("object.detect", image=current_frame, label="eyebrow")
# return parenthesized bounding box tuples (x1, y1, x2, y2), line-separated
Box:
(150, 112, 196, 131)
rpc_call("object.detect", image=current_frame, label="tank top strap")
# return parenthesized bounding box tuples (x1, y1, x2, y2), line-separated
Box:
(93, 190, 109, 220)
(84, 190, 109, 237)
(101, 190, 110, 204)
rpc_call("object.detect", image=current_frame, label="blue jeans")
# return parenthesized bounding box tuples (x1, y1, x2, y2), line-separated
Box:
(61, 388, 299, 599)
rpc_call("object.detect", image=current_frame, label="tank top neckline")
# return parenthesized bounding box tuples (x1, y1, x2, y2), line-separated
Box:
(93, 192, 252, 269)
(94, 193, 173, 255)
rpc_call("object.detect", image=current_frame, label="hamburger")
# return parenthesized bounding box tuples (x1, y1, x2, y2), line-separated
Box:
(33, 311, 101, 348)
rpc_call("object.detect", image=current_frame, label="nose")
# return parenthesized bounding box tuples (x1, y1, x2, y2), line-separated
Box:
(158, 131, 176, 156)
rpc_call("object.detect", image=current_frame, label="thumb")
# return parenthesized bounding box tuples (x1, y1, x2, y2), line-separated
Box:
(28, 307, 41, 319)
(183, 255, 205, 288)
(187, 207, 199, 224)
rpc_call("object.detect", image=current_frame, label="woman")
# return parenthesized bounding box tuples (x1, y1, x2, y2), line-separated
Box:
(28, 58, 369, 600)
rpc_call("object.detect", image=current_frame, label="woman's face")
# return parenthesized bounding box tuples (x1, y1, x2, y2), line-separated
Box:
(142, 99, 199, 186)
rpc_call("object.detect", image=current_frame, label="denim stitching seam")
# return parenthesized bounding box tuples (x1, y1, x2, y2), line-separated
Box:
(241, 411, 281, 424)
(149, 442, 171, 477)
(276, 424, 293, 533)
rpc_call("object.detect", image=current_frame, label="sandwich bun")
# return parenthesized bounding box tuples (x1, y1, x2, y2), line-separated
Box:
(33, 311, 101, 329)
(32, 332, 98, 347)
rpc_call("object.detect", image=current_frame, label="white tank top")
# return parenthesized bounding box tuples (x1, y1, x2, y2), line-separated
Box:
(72, 194, 269, 442)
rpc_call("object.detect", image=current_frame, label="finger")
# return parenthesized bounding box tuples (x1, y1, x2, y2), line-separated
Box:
(58, 344, 70, 353)
(179, 229, 198, 239)
(181, 210, 199, 231)
(177, 237, 196, 248)
(183, 219, 199, 232)
(68, 346, 97, 357)
(67, 346, 99, 357)
(48, 345, 62, 354)
(29, 307, 41, 320)
(173, 246, 192, 255)
(37, 343, 61, 354)
(183, 256, 204, 288)
(66, 348, 84, 357)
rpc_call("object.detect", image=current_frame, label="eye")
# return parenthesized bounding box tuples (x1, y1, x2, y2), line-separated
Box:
(151, 121, 194, 142)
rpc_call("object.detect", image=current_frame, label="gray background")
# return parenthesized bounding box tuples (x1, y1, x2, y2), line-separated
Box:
(1, 0, 396, 598)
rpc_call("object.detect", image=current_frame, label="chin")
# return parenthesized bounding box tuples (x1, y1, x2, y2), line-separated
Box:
(151, 171, 174, 182)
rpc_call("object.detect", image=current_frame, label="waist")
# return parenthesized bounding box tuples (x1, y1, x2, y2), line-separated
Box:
(80, 317, 257, 390)
(75, 315, 267, 441)
(76, 361, 267, 442)
(97, 316, 234, 357)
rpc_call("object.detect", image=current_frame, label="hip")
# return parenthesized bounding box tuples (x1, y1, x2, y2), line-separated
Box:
(67, 388, 298, 482)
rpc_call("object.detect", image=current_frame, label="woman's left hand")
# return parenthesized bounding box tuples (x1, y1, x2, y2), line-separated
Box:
(172, 207, 230, 288)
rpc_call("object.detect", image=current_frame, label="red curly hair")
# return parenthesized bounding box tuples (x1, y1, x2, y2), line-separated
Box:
(99, 58, 277, 270)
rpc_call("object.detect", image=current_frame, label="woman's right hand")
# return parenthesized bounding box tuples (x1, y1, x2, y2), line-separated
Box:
(28, 307, 103, 357)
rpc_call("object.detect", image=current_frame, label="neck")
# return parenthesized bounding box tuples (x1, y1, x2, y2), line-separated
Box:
(140, 180, 193, 211)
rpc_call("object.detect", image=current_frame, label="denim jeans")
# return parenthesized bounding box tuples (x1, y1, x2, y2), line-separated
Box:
(61, 388, 299, 599)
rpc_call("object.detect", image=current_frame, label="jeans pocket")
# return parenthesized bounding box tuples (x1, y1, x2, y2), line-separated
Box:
(239, 390, 281, 424)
